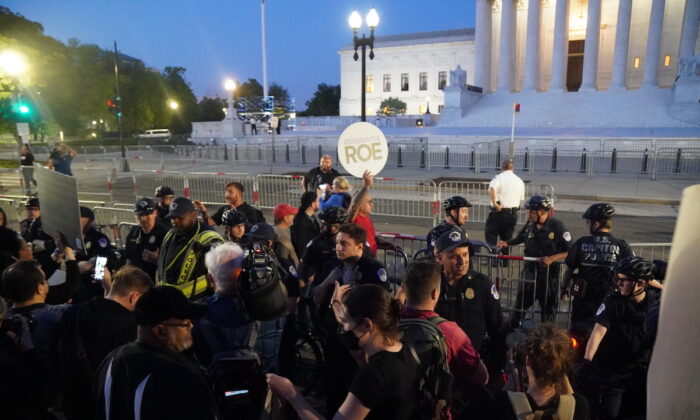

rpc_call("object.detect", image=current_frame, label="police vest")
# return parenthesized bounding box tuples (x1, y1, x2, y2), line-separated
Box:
(159, 227, 222, 299)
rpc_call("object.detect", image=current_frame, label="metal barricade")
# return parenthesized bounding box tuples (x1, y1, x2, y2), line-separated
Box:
(346, 177, 437, 221)
(256, 174, 305, 209)
(133, 170, 187, 199)
(629, 243, 672, 261)
(378, 233, 428, 261)
(93, 207, 137, 245)
(0, 168, 23, 196)
(117, 222, 138, 249)
(437, 181, 554, 224)
(186, 172, 256, 205)
(0, 197, 22, 230)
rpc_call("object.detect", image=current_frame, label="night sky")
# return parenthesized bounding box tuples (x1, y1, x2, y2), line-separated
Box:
(4, 0, 476, 106)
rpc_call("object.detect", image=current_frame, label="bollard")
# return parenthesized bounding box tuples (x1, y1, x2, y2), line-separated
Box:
(523, 147, 529, 170)
(234, 144, 239, 161)
(420, 145, 426, 168)
(496, 145, 501, 170)
(258, 145, 263, 161)
(642, 148, 648, 173)
(397, 146, 403, 168)
(470, 149, 475, 170)
(551, 147, 558, 172)
(272, 145, 276, 163)
(444, 146, 450, 169)
(318, 145, 322, 161)
(611, 148, 617, 173)
(675, 148, 682, 173)
(580, 148, 587, 173)
(302, 145, 306, 164)
(285, 144, 290, 163)
(224, 145, 229, 161)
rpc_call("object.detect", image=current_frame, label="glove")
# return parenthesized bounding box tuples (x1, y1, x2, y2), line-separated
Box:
(576, 359, 594, 386)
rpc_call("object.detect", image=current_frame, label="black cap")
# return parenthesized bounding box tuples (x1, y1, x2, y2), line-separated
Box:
(79, 206, 95, 221)
(155, 186, 175, 197)
(246, 223, 277, 242)
(435, 228, 470, 254)
(24, 197, 40, 208)
(135, 286, 208, 325)
(134, 197, 157, 215)
(166, 197, 195, 218)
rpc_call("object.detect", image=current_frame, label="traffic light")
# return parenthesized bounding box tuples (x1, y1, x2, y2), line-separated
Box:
(11, 100, 33, 119)
(107, 97, 122, 118)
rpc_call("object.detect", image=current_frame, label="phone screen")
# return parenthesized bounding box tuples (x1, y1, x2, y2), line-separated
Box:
(93, 256, 108, 281)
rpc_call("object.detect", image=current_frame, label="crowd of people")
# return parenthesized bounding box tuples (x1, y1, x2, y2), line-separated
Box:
(0, 155, 666, 419)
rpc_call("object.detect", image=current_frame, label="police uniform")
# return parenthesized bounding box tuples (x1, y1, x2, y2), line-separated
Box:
(20, 217, 55, 267)
(82, 226, 112, 260)
(297, 233, 337, 282)
(565, 232, 632, 335)
(426, 222, 467, 257)
(124, 222, 169, 280)
(155, 204, 170, 224)
(508, 216, 571, 323)
(211, 203, 265, 226)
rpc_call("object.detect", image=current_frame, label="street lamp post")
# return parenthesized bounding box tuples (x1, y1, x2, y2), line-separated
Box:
(349, 9, 379, 122)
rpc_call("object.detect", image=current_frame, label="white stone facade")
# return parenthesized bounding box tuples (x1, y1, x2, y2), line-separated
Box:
(338, 29, 475, 116)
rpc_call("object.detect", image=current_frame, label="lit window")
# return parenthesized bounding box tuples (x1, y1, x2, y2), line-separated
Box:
(664, 55, 671, 67)
(365, 75, 374, 93)
(401, 73, 409, 91)
(419, 72, 428, 91)
(633, 57, 640, 69)
(438, 71, 447, 90)
(418, 105, 427, 113)
(383, 74, 391, 92)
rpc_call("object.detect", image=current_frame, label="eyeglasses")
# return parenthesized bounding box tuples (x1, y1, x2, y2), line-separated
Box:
(160, 320, 193, 329)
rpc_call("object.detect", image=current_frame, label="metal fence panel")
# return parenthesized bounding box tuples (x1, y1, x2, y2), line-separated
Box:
(133, 170, 187, 200)
(346, 177, 437, 220)
(186, 172, 256, 204)
(256, 174, 305, 209)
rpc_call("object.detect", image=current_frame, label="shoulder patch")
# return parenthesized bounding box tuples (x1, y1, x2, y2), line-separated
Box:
(377, 268, 387, 282)
(148, 235, 156, 244)
(596, 303, 606, 316)
(98, 237, 109, 248)
(288, 265, 298, 278)
(491, 284, 500, 300)
(563, 232, 572, 241)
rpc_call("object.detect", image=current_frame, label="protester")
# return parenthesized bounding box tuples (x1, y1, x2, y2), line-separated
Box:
(291, 191, 320, 257)
(273, 203, 299, 266)
(48, 143, 77, 176)
(156, 197, 223, 299)
(154, 185, 175, 223)
(93, 286, 217, 420)
(319, 176, 352, 210)
(124, 197, 169, 280)
(57, 266, 153, 420)
(268, 284, 418, 420)
(491, 323, 588, 420)
(19, 143, 37, 195)
(348, 170, 378, 256)
(303, 154, 340, 193)
(199, 181, 265, 226)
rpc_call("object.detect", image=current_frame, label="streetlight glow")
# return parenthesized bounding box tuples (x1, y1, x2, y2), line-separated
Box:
(168, 100, 179, 110)
(0, 51, 27, 76)
(348, 11, 362, 30)
(366, 9, 380, 28)
(224, 79, 237, 92)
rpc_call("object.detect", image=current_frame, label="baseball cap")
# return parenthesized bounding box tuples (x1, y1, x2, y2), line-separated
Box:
(134, 286, 208, 325)
(79, 206, 95, 221)
(247, 223, 277, 242)
(166, 197, 195, 218)
(134, 197, 157, 215)
(24, 197, 40, 208)
(273, 203, 298, 220)
(435, 228, 470, 254)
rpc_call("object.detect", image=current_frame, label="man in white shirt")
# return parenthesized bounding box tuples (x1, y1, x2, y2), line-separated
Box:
(486, 160, 525, 258)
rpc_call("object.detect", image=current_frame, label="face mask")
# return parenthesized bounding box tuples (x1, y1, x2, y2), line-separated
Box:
(338, 327, 365, 350)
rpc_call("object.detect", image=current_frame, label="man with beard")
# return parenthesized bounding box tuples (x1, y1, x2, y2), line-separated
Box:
(199, 182, 265, 227)
(426, 195, 472, 257)
(302, 154, 340, 193)
(124, 198, 170, 280)
(93, 286, 216, 420)
(156, 198, 223, 299)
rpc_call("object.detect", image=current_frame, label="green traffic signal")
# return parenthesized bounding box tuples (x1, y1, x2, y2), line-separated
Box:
(19, 104, 30, 114)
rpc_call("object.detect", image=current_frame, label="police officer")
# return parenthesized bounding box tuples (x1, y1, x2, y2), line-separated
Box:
(156, 197, 223, 299)
(79, 206, 112, 260)
(297, 206, 348, 287)
(124, 198, 169, 280)
(578, 256, 658, 420)
(220, 209, 248, 243)
(20, 198, 55, 269)
(499, 195, 570, 326)
(426, 196, 471, 256)
(562, 203, 632, 340)
(154, 185, 175, 223)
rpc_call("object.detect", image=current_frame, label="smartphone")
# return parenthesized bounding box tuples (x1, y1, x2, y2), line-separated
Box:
(93, 256, 108, 281)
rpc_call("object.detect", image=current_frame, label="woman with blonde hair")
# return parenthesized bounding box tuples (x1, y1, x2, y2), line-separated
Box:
(319, 176, 352, 210)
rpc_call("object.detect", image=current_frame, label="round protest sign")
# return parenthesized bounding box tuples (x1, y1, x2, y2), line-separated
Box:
(337, 122, 388, 178)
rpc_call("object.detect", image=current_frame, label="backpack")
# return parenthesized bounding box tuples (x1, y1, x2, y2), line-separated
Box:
(399, 316, 454, 420)
(507, 391, 576, 420)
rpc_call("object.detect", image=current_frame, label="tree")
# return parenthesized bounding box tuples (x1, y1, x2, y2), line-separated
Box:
(303, 83, 340, 116)
(236, 78, 263, 99)
(197, 97, 227, 121)
(268, 83, 288, 100)
(379, 97, 407, 115)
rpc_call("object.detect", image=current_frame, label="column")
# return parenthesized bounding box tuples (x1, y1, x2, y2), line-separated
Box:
(475, 0, 493, 91)
(550, 0, 569, 92)
(679, 0, 700, 59)
(642, 0, 666, 87)
(498, 0, 517, 92)
(580, 0, 602, 91)
(610, 0, 633, 89)
(524, 0, 542, 91)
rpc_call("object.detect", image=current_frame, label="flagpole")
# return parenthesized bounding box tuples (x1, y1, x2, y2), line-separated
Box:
(261, 0, 269, 98)
(509, 102, 517, 159)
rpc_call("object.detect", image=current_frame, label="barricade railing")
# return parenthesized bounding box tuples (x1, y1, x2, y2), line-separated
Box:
(346, 177, 437, 221)
(0, 197, 22, 230)
(255, 174, 305, 209)
(117, 222, 138, 249)
(132, 170, 187, 199)
(187, 172, 256, 205)
(93, 207, 137, 245)
(0, 168, 22, 195)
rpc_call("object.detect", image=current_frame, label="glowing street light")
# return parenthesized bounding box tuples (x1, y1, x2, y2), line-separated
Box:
(224, 79, 237, 92)
(349, 8, 380, 121)
(0, 51, 27, 76)
(168, 100, 179, 110)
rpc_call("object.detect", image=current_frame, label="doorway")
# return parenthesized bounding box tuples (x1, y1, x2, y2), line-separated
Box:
(567, 40, 585, 91)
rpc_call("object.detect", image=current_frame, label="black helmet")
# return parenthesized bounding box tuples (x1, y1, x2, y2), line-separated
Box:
(221, 209, 247, 226)
(318, 206, 348, 224)
(443, 196, 472, 212)
(613, 256, 654, 281)
(524, 195, 552, 211)
(583, 203, 615, 221)
(24, 197, 40, 208)
(155, 185, 175, 197)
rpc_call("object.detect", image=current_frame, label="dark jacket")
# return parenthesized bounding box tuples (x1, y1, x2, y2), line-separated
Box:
(291, 212, 320, 258)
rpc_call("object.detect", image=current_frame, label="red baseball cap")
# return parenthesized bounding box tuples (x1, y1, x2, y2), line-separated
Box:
(273, 203, 299, 220)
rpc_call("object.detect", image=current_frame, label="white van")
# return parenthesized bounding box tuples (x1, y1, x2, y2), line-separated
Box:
(138, 129, 171, 139)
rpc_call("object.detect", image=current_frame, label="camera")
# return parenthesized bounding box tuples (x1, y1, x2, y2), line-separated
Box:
(240, 240, 276, 290)
(237, 239, 288, 321)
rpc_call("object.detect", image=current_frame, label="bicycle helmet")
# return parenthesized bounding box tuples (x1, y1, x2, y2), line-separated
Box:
(154, 185, 175, 197)
(582, 203, 615, 221)
(318, 206, 348, 224)
(613, 256, 655, 281)
(524, 195, 553, 211)
(221, 209, 248, 226)
(443, 196, 473, 212)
